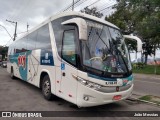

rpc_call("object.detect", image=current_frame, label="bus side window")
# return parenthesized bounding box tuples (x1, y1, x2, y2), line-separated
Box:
(36, 24, 51, 49)
(15, 38, 27, 53)
(62, 30, 76, 66)
(27, 31, 37, 51)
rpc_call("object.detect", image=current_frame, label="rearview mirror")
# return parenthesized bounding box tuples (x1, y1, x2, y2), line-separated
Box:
(123, 35, 142, 52)
(62, 18, 87, 40)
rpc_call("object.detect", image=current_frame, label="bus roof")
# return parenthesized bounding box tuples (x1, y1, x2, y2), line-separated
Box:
(50, 11, 119, 29)
(13, 11, 119, 44)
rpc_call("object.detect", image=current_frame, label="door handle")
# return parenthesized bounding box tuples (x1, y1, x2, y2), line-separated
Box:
(62, 72, 65, 76)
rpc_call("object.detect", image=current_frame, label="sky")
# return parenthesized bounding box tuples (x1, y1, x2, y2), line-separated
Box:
(0, 0, 116, 46)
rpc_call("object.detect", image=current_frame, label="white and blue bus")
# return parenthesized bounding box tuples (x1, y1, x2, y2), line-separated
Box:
(7, 12, 142, 107)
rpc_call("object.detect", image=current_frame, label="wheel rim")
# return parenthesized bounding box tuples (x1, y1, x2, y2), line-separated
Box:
(43, 80, 50, 96)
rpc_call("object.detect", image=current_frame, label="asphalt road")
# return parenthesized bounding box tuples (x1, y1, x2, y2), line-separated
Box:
(0, 67, 160, 120)
(133, 74, 160, 96)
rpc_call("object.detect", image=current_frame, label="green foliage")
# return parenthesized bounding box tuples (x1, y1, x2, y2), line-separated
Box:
(106, 0, 160, 64)
(132, 62, 145, 69)
(139, 95, 152, 101)
(80, 7, 103, 18)
(132, 65, 160, 75)
(139, 95, 160, 105)
(0, 46, 8, 60)
(125, 40, 137, 52)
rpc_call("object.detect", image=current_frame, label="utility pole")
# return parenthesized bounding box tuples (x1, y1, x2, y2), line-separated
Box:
(6, 19, 17, 41)
(72, 0, 74, 11)
(27, 23, 29, 32)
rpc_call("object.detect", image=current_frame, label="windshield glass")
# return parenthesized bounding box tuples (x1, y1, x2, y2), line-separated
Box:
(82, 20, 132, 74)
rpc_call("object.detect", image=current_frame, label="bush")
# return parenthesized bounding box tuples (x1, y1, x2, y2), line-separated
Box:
(132, 65, 160, 75)
(132, 62, 145, 69)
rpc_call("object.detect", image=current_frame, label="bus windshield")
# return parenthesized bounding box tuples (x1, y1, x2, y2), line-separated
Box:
(82, 20, 132, 74)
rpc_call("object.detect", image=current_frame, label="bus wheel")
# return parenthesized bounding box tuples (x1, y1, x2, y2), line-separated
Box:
(42, 75, 54, 100)
(11, 67, 15, 79)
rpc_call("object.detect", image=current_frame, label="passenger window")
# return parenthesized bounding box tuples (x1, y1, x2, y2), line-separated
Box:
(15, 38, 27, 53)
(36, 24, 51, 49)
(62, 30, 76, 66)
(27, 31, 37, 50)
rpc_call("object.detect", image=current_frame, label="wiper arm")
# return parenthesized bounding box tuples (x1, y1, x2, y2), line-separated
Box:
(115, 45, 129, 73)
(86, 27, 93, 59)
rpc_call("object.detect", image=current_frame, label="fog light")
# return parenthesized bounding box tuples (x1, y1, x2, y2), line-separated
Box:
(84, 96, 89, 101)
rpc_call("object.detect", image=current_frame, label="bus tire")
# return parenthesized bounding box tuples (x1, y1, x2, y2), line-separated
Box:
(11, 67, 15, 79)
(42, 75, 54, 100)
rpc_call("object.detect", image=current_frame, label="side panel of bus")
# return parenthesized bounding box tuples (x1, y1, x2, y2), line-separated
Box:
(7, 23, 56, 94)
(7, 17, 79, 105)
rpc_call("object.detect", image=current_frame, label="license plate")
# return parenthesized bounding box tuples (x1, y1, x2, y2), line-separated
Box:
(105, 81, 117, 86)
(105, 79, 123, 86)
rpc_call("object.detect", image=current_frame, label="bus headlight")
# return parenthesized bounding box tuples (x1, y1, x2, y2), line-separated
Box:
(127, 80, 133, 85)
(77, 77, 102, 90)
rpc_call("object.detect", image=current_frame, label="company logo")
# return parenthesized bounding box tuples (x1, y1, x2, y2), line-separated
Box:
(116, 86, 119, 92)
(1, 112, 42, 117)
(18, 55, 26, 68)
(2, 112, 11, 117)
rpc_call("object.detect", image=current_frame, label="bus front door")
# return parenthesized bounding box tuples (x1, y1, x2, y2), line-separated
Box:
(60, 28, 78, 104)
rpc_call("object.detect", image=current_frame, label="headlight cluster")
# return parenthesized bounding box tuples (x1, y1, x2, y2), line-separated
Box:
(77, 77, 102, 90)
(127, 80, 133, 85)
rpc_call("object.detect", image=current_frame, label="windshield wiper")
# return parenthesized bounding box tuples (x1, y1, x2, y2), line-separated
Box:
(86, 27, 93, 58)
(113, 40, 129, 73)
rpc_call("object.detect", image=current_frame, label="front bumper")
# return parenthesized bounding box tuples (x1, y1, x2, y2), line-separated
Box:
(77, 83, 133, 107)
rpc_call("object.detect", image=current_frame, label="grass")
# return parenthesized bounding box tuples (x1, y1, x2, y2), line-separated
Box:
(139, 95, 160, 105)
(139, 95, 152, 101)
(132, 64, 160, 75)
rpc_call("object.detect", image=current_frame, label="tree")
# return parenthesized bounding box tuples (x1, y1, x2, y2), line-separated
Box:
(80, 7, 103, 18)
(106, 0, 160, 64)
(0, 46, 8, 60)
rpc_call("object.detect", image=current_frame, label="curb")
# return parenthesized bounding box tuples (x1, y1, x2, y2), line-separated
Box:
(127, 96, 160, 107)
